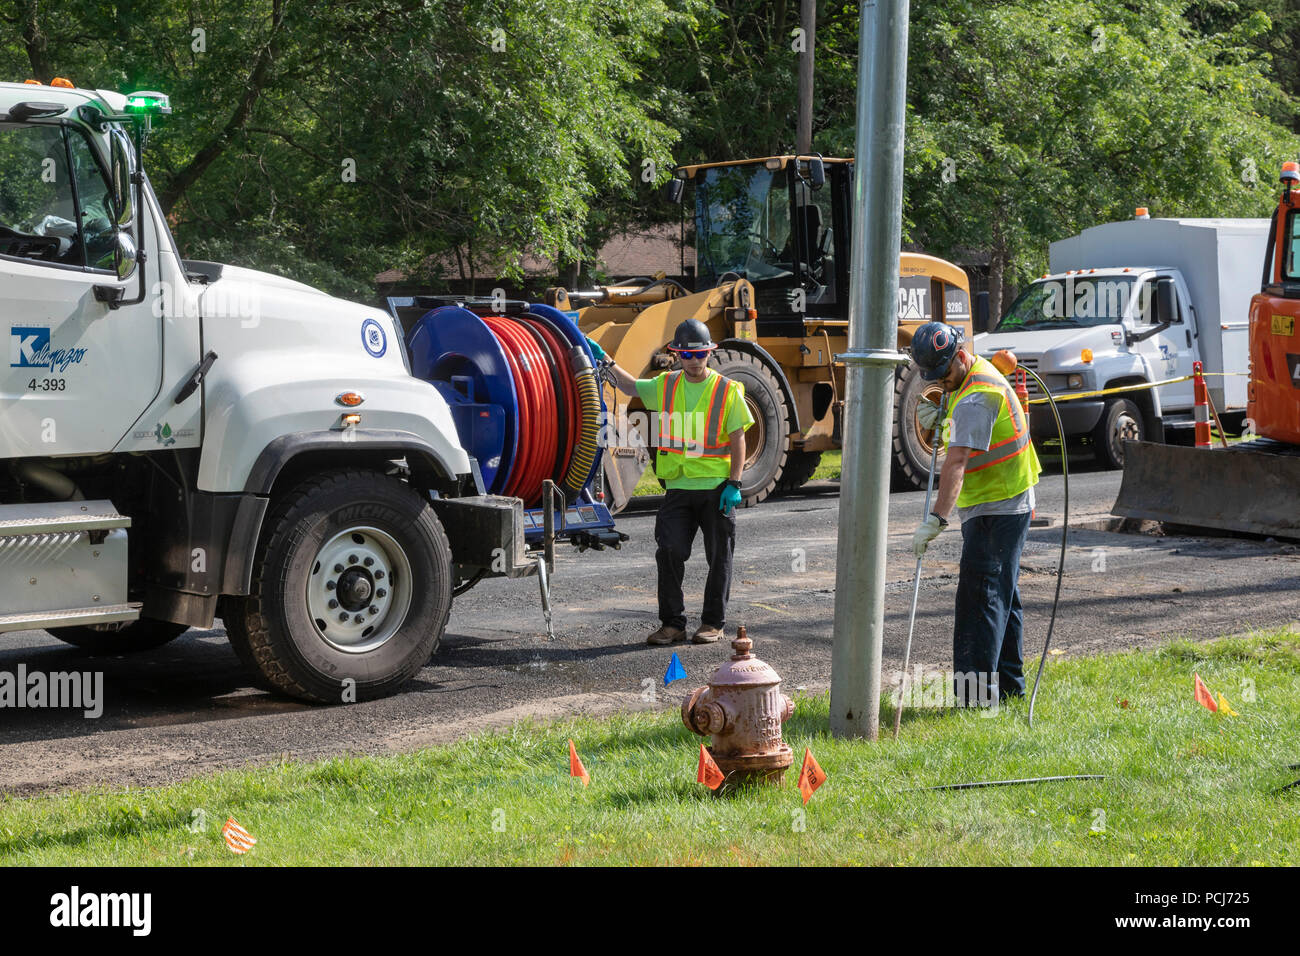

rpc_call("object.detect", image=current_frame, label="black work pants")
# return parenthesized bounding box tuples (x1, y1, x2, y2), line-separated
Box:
(655, 484, 736, 630)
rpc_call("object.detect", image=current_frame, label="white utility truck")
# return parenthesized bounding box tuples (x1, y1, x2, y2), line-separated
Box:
(975, 217, 1268, 467)
(0, 81, 570, 701)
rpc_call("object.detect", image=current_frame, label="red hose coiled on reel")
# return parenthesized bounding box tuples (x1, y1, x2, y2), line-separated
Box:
(480, 314, 581, 507)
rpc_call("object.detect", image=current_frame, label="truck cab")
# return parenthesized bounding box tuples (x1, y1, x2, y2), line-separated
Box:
(977, 217, 1267, 467)
(0, 80, 539, 701)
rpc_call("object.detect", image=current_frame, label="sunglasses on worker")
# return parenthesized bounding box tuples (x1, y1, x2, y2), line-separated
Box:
(673, 348, 712, 360)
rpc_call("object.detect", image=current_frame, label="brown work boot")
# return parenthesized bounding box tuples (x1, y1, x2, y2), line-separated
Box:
(692, 625, 723, 644)
(647, 625, 687, 646)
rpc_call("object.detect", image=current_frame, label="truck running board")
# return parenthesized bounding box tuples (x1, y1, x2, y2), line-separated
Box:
(1113, 440, 1300, 539)
(0, 603, 141, 635)
(0, 500, 134, 627)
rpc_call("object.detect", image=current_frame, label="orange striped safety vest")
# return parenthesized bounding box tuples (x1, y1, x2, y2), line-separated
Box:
(942, 355, 1041, 507)
(653, 369, 742, 481)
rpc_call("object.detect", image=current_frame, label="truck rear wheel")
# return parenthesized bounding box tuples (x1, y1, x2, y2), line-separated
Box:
(892, 363, 947, 490)
(48, 618, 189, 654)
(225, 469, 452, 703)
(708, 348, 791, 506)
(1093, 398, 1144, 469)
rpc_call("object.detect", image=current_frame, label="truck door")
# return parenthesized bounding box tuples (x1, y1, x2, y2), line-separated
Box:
(0, 121, 163, 456)
(1134, 275, 1194, 411)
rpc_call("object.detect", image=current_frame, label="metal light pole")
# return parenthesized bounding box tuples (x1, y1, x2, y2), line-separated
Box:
(829, 0, 911, 740)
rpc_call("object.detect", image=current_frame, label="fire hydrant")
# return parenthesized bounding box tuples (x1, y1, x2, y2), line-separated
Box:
(681, 626, 794, 785)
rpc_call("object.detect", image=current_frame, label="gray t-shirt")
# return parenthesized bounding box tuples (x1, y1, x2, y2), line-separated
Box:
(948, 391, 1034, 522)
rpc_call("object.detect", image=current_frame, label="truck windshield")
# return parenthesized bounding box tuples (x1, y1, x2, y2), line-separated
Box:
(694, 164, 793, 287)
(996, 277, 1136, 331)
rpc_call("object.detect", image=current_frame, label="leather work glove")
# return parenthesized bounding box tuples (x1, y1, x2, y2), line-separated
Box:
(917, 398, 942, 431)
(585, 337, 607, 362)
(912, 513, 945, 557)
(720, 481, 742, 515)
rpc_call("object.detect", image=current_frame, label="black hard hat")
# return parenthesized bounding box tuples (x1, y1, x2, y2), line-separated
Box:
(668, 318, 715, 351)
(911, 321, 961, 381)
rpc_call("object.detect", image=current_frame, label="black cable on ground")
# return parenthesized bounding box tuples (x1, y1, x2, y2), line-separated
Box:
(1021, 367, 1068, 729)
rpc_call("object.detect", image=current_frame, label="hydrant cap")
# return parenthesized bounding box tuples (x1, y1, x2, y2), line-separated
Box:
(708, 628, 781, 688)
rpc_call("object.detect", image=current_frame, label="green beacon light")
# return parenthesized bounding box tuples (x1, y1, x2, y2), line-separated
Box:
(124, 91, 171, 116)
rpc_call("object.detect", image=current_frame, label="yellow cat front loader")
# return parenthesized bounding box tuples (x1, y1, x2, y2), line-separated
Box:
(547, 156, 975, 511)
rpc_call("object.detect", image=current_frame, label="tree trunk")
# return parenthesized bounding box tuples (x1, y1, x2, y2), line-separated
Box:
(796, 0, 816, 155)
(988, 251, 1005, 324)
(20, 2, 52, 84)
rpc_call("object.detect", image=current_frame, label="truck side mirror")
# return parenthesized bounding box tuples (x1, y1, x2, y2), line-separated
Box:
(109, 129, 135, 228)
(112, 230, 139, 282)
(1154, 276, 1175, 326)
(807, 156, 825, 190)
(664, 177, 685, 204)
(974, 291, 991, 333)
(108, 129, 139, 283)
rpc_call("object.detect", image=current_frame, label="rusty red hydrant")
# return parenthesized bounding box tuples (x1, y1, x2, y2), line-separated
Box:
(681, 626, 794, 785)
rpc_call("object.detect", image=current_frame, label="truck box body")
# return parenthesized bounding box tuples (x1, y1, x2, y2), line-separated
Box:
(1048, 218, 1268, 409)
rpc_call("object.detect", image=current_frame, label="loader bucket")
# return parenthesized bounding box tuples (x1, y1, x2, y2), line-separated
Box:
(1113, 440, 1300, 538)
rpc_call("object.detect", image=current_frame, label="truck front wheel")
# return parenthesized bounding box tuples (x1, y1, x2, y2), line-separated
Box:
(225, 469, 452, 702)
(1093, 398, 1145, 469)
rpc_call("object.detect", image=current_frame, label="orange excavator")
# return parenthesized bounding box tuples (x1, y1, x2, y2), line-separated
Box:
(1114, 162, 1300, 537)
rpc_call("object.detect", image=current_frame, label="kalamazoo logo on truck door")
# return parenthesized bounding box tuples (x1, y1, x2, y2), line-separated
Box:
(9, 326, 89, 372)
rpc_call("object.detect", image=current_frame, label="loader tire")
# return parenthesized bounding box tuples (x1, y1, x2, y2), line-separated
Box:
(891, 362, 947, 491)
(48, 618, 188, 654)
(708, 348, 791, 506)
(1093, 398, 1144, 470)
(775, 450, 823, 493)
(224, 469, 452, 703)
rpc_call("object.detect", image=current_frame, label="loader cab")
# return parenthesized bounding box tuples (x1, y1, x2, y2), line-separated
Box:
(686, 156, 852, 334)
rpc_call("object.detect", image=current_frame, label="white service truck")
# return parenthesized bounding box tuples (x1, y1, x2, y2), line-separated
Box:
(975, 217, 1269, 467)
(0, 81, 551, 701)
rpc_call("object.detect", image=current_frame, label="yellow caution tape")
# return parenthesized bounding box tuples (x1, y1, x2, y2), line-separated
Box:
(1023, 370, 1245, 406)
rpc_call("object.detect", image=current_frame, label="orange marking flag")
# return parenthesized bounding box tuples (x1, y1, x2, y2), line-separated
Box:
(222, 817, 257, 855)
(1193, 673, 1218, 712)
(568, 739, 590, 787)
(697, 744, 725, 790)
(797, 747, 827, 805)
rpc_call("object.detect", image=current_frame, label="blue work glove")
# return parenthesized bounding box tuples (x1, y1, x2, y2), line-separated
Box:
(585, 337, 607, 362)
(720, 481, 742, 515)
(912, 513, 945, 557)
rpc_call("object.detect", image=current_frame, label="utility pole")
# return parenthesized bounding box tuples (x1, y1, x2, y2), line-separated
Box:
(797, 0, 816, 155)
(829, 0, 911, 740)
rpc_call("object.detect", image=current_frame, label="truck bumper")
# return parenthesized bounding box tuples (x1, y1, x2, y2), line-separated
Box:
(1031, 399, 1104, 438)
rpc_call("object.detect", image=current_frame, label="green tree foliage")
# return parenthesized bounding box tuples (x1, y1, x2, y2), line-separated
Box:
(2, 0, 1297, 310)
(2, 0, 679, 297)
(899, 0, 1298, 314)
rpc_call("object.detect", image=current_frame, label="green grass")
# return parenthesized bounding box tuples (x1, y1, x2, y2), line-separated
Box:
(810, 449, 841, 482)
(2, 631, 1297, 865)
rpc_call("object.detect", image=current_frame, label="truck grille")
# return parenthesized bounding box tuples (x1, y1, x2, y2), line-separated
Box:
(1015, 357, 1039, 395)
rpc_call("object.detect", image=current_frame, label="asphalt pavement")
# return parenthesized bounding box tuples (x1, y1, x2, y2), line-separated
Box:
(2, 452, 1298, 794)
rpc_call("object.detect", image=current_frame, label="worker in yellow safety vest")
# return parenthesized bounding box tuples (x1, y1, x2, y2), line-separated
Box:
(909, 321, 1042, 707)
(587, 319, 754, 645)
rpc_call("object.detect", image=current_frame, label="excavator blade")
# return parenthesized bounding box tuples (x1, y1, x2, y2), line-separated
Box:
(1113, 440, 1300, 538)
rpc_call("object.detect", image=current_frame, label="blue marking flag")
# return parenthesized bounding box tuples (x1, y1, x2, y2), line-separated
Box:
(664, 652, 687, 686)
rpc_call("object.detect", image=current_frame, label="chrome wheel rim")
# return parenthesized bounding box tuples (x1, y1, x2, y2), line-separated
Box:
(306, 526, 412, 653)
